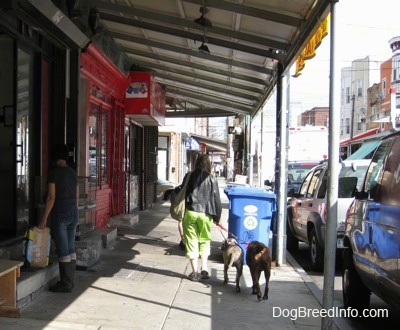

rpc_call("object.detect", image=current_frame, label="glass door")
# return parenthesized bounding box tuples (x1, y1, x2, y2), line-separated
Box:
(0, 36, 14, 240)
(16, 48, 33, 235)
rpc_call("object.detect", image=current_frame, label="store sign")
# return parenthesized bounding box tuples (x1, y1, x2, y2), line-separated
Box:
(186, 137, 201, 151)
(125, 71, 165, 126)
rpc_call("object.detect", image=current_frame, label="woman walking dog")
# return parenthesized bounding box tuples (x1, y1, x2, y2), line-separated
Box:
(183, 154, 222, 281)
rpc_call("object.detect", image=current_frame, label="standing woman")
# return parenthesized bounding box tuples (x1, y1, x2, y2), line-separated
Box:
(183, 154, 222, 281)
(38, 144, 79, 292)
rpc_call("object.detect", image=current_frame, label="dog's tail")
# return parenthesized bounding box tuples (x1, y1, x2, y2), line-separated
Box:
(254, 247, 267, 262)
(251, 242, 269, 263)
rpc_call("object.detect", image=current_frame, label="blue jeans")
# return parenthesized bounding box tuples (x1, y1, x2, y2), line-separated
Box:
(51, 207, 78, 261)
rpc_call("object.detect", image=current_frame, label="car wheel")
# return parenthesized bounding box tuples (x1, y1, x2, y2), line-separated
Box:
(309, 228, 324, 271)
(286, 223, 299, 251)
(342, 248, 370, 312)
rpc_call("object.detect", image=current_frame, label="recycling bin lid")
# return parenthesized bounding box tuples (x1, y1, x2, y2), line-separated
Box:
(224, 186, 276, 199)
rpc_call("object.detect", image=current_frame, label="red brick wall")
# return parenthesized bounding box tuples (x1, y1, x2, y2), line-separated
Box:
(95, 187, 111, 227)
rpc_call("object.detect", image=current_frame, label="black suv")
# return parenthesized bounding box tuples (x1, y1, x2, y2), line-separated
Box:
(342, 131, 400, 311)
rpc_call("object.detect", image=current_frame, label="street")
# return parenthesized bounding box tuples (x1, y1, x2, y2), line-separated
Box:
(289, 242, 400, 329)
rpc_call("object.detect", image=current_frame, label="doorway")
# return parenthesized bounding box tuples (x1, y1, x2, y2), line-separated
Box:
(0, 38, 36, 240)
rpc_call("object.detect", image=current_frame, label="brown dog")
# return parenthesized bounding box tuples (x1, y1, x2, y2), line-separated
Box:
(246, 241, 271, 301)
(221, 238, 244, 292)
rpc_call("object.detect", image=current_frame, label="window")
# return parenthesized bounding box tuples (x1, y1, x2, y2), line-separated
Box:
(89, 103, 109, 185)
(317, 172, 328, 199)
(306, 169, 323, 198)
(364, 142, 389, 199)
(393, 58, 400, 81)
(356, 114, 362, 131)
(382, 78, 386, 97)
(378, 137, 400, 206)
(346, 118, 350, 134)
(299, 171, 313, 197)
(357, 80, 363, 97)
(346, 87, 350, 103)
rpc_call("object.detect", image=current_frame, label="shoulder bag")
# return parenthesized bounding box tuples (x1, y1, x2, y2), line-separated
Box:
(170, 172, 192, 221)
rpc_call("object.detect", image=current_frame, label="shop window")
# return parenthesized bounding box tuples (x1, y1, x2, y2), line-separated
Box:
(89, 103, 109, 185)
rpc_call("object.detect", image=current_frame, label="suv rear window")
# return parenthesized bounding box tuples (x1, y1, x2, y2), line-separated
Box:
(288, 162, 318, 184)
(339, 164, 370, 192)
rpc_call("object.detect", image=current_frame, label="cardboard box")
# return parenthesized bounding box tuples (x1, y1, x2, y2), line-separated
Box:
(23, 227, 51, 268)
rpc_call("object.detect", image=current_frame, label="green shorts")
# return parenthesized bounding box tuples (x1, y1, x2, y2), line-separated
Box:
(183, 210, 213, 259)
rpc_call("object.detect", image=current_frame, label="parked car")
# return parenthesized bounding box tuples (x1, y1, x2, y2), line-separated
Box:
(287, 160, 320, 193)
(264, 161, 319, 193)
(286, 159, 370, 271)
(156, 178, 176, 200)
(342, 131, 400, 312)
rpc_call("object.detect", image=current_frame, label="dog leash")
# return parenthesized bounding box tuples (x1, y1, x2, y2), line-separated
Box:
(217, 226, 228, 241)
(216, 223, 249, 246)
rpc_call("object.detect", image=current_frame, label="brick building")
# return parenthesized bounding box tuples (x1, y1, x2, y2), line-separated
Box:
(299, 107, 329, 126)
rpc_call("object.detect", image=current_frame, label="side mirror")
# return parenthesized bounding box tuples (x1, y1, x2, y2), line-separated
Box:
(354, 190, 368, 200)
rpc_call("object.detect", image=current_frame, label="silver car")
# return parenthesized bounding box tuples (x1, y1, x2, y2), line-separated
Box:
(286, 159, 370, 271)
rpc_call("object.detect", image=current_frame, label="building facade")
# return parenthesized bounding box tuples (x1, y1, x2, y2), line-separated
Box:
(299, 107, 329, 126)
(0, 2, 162, 266)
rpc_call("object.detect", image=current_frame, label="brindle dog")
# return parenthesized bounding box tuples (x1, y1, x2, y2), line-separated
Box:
(246, 241, 272, 301)
(221, 238, 244, 293)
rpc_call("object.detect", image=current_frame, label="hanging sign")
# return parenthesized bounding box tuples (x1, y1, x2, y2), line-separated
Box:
(186, 137, 201, 151)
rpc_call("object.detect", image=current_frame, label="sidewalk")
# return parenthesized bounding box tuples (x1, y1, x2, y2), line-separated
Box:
(0, 180, 340, 330)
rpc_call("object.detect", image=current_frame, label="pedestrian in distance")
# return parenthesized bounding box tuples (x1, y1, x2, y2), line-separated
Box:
(38, 144, 79, 293)
(215, 163, 221, 177)
(183, 154, 222, 281)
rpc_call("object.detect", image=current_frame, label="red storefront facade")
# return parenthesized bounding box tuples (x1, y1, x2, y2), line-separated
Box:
(80, 44, 128, 228)
(79, 45, 166, 229)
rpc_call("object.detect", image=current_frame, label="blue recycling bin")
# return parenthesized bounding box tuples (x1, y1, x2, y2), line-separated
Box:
(224, 186, 276, 264)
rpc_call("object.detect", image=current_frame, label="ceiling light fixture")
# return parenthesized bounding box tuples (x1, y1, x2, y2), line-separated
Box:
(198, 42, 210, 54)
(198, 28, 210, 54)
(194, 6, 212, 28)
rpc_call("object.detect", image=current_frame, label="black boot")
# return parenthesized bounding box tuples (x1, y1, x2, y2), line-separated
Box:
(49, 262, 74, 293)
(70, 259, 76, 289)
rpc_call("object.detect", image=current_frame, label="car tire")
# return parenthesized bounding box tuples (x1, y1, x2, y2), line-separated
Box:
(286, 223, 299, 251)
(309, 228, 324, 271)
(342, 248, 370, 312)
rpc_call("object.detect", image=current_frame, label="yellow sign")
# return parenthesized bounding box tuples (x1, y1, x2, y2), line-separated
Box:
(293, 14, 330, 77)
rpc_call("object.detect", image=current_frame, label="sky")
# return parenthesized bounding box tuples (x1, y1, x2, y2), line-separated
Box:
(288, 0, 400, 112)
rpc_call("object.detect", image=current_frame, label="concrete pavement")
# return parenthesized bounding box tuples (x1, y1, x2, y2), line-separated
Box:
(0, 179, 343, 330)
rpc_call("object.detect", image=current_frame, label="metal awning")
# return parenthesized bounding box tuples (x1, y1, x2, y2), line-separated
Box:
(90, 0, 331, 119)
(18, 0, 90, 48)
(190, 133, 227, 152)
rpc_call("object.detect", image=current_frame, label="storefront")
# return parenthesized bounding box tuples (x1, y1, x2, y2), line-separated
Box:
(80, 44, 131, 228)
(0, 2, 89, 244)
